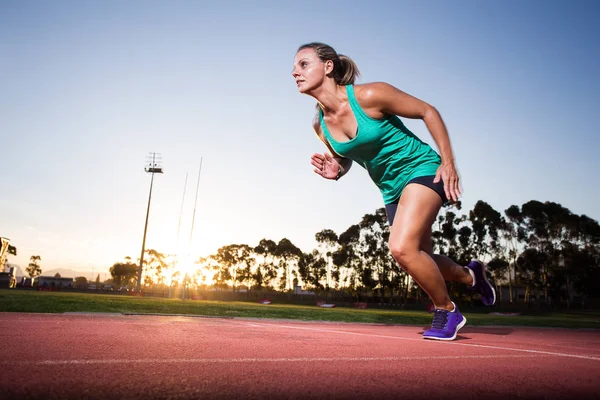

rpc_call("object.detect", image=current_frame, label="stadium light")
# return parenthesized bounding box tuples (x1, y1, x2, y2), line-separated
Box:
(136, 152, 163, 292)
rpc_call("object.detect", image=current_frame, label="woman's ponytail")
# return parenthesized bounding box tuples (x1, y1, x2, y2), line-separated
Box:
(335, 54, 360, 85)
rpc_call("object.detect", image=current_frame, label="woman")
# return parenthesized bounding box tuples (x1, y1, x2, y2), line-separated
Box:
(292, 42, 495, 341)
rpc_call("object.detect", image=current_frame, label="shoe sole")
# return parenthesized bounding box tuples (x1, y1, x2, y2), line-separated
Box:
(473, 259, 496, 306)
(423, 315, 467, 341)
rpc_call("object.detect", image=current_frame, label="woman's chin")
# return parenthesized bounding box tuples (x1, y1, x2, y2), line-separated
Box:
(298, 85, 314, 94)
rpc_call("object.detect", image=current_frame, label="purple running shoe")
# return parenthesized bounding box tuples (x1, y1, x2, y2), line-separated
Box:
(423, 303, 466, 341)
(466, 260, 496, 306)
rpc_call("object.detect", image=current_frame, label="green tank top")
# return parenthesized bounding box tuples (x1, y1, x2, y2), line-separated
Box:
(319, 84, 441, 204)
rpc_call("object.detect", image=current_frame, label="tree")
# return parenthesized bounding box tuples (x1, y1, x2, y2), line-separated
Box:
(359, 208, 399, 304)
(254, 239, 278, 289)
(487, 257, 509, 301)
(236, 245, 255, 290)
(143, 249, 168, 286)
(567, 244, 600, 306)
(469, 201, 503, 261)
(501, 205, 527, 303)
(334, 223, 368, 299)
(576, 215, 600, 247)
(467, 202, 505, 297)
(275, 239, 302, 291)
(190, 256, 211, 289)
(456, 225, 474, 265)
(516, 248, 550, 304)
(109, 261, 138, 287)
(74, 276, 88, 288)
(434, 210, 472, 300)
(26, 255, 42, 279)
(437, 210, 461, 260)
(315, 229, 339, 289)
(520, 200, 577, 305)
(560, 214, 600, 304)
(300, 250, 327, 292)
(213, 244, 255, 292)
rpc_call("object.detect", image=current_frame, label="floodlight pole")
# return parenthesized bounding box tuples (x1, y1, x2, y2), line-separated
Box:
(182, 158, 202, 300)
(169, 173, 188, 299)
(137, 152, 163, 293)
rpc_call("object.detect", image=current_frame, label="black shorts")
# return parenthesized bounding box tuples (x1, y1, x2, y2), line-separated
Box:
(384, 175, 449, 226)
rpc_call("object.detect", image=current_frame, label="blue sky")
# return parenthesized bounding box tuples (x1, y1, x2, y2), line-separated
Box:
(1, 0, 599, 278)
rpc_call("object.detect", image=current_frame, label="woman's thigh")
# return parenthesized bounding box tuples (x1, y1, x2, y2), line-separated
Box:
(388, 183, 442, 251)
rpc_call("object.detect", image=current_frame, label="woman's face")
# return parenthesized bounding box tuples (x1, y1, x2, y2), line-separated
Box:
(292, 48, 331, 94)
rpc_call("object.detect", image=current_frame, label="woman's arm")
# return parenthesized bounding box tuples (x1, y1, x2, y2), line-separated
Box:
(357, 82, 461, 201)
(311, 112, 353, 180)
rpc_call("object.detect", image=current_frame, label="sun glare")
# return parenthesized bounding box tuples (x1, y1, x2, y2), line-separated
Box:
(176, 253, 196, 281)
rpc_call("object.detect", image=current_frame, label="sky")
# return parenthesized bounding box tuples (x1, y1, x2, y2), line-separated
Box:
(1, 0, 599, 279)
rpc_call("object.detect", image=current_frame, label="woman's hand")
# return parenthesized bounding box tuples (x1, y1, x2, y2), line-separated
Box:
(434, 161, 461, 203)
(311, 152, 341, 180)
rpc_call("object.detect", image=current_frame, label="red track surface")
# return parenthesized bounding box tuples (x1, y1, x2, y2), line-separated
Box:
(1, 313, 600, 399)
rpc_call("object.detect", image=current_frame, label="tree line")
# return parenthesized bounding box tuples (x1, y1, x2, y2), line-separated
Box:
(108, 199, 599, 307)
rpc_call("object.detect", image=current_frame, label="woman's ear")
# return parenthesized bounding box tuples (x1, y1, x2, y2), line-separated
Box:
(324, 59, 334, 75)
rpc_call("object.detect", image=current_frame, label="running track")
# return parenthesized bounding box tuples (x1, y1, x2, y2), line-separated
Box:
(1, 313, 599, 399)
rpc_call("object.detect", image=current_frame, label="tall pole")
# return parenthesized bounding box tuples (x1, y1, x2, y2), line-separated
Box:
(137, 152, 163, 293)
(183, 158, 203, 300)
(189, 158, 203, 247)
(169, 173, 188, 299)
(177, 173, 188, 238)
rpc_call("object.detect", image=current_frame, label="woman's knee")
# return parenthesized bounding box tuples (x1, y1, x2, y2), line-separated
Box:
(389, 239, 420, 267)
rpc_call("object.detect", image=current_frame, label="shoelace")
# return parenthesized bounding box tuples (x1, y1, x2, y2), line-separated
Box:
(431, 309, 449, 329)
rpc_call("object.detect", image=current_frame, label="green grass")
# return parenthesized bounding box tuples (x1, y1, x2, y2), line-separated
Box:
(1, 289, 599, 329)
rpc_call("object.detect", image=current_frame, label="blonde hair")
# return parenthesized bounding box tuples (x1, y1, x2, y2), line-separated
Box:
(297, 42, 360, 85)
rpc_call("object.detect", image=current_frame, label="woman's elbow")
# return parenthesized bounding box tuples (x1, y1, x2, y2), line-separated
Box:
(422, 104, 440, 121)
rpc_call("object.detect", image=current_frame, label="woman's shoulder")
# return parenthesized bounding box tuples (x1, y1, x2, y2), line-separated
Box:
(353, 82, 397, 101)
(352, 82, 400, 114)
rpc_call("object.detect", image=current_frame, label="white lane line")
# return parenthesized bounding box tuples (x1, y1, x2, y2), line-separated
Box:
(231, 321, 600, 362)
(1, 354, 542, 366)
(451, 341, 600, 361)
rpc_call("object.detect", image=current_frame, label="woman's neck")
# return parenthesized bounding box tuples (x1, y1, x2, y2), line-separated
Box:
(311, 83, 348, 113)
